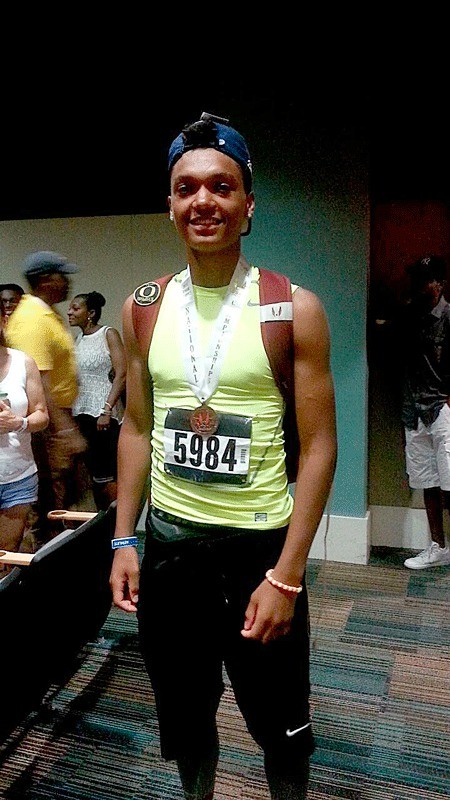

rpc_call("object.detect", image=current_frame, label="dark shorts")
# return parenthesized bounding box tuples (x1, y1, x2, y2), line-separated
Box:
(137, 508, 315, 762)
(75, 414, 120, 484)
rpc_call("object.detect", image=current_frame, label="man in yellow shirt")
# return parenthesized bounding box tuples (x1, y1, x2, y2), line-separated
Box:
(6, 251, 86, 544)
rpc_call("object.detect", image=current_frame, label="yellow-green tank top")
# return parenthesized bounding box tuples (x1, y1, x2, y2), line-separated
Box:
(148, 265, 294, 528)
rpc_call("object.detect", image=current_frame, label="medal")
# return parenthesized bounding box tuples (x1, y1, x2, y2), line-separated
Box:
(190, 405, 219, 435)
(179, 257, 252, 428)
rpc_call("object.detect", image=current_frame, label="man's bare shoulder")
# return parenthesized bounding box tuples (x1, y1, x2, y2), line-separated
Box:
(292, 287, 331, 355)
(122, 293, 135, 314)
(293, 286, 328, 318)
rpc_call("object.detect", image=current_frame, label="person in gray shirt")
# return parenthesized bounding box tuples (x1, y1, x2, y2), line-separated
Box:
(400, 255, 450, 569)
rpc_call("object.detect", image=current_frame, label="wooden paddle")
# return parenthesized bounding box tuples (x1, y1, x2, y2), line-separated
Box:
(0, 550, 34, 566)
(47, 510, 96, 522)
(0, 510, 98, 566)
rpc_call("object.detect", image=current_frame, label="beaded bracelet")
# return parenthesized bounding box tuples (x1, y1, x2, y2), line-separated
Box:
(265, 568, 303, 594)
(111, 536, 138, 550)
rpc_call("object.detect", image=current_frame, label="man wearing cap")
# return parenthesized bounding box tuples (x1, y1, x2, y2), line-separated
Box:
(400, 255, 450, 569)
(110, 115, 337, 799)
(6, 250, 85, 544)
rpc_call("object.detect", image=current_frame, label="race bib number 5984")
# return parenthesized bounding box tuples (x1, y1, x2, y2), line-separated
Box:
(163, 408, 252, 484)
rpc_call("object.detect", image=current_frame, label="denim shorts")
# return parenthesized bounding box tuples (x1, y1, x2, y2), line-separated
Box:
(0, 471, 38, 509)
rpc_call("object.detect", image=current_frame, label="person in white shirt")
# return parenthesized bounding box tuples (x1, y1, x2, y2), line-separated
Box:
(68, 290, 126, 510)
(0, 315, 48, 563)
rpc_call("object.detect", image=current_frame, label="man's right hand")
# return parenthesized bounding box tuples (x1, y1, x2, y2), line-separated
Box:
(110, 547, 140, 613)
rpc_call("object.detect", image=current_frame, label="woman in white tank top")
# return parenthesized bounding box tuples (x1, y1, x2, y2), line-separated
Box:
(0, 316, 48, 564)
(68, 291, 126, 511)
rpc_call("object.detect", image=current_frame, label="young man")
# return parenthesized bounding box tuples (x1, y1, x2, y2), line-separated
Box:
(401, 255, 450, 569)
(110, 114, 337, 799)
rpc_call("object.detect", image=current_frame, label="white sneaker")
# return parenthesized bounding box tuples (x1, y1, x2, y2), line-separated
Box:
(404, 542, 450, 570)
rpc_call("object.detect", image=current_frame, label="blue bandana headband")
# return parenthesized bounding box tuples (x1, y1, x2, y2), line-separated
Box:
(168, 113, 253, 190)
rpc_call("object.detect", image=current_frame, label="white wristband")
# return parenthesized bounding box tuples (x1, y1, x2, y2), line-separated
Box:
(18, 417, 28, 432)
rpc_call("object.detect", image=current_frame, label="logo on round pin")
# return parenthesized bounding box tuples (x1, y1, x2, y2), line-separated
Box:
(133, 282, 161, 306)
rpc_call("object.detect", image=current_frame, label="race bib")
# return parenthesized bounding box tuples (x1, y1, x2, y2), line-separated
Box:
(163, 408, 252, 484)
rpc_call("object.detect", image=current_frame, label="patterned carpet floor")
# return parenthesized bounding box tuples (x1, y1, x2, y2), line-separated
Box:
(1, 546, 449, 799)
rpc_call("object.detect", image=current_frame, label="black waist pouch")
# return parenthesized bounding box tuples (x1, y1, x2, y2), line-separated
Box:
(147, 506, 257, 546)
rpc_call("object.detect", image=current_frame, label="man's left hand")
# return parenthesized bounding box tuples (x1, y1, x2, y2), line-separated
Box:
(240, 580, 297, 644)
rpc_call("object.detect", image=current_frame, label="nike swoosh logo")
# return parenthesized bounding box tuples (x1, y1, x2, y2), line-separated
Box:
(247, 300, 260, 307)
(286, 722, 311, 738)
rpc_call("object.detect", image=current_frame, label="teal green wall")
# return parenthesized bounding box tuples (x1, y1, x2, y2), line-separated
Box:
(240, 114, 369, 518)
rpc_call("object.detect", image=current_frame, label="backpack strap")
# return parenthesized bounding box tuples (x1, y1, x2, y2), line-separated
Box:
(131, 274, 175, 360)
(258, 267, 294, 399)
(258, 267, 299, 483)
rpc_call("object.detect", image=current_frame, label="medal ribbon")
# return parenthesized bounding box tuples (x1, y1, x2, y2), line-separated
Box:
(179, 256, 252, 405)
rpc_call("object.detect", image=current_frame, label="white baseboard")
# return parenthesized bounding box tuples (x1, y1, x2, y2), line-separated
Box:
(369, 505, 429, 549)
(309, 511, 371, 565)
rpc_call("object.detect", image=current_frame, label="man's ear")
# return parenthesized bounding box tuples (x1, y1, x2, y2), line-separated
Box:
(246, 192, 255, 219)
(241, 193, 255, 236)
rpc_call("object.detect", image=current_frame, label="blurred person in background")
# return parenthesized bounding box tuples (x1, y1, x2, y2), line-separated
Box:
(0, 312, 48, 570)
(5, 251, 86, 546)
(68, 290, 126, 510)
(400, 255, 450, 570)
(0, 283, 24, 325)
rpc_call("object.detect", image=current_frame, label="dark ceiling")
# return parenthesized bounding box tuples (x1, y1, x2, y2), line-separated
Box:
(2, 81, 448, 221)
